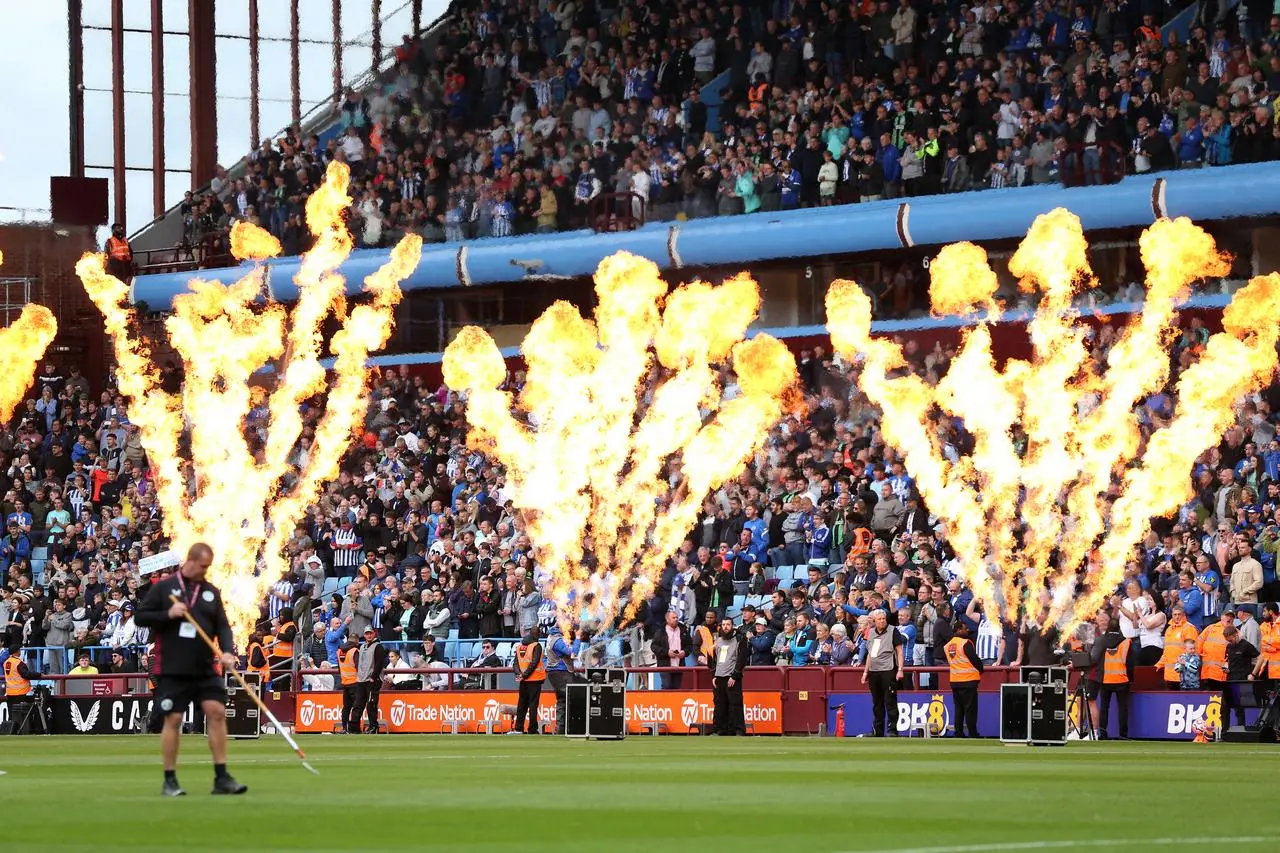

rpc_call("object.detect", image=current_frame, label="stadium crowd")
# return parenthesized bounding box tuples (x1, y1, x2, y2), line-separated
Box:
(178, 0, 1280, 251)
(5, 0, 1280, 705)
(3, 303, 1280, 714)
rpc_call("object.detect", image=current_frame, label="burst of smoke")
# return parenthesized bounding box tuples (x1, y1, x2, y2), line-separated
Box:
(0, 250, 58, 422)
(825, 208, 1280, 633)
(443, 252, 797, 627)
(76, 162, 422, 645)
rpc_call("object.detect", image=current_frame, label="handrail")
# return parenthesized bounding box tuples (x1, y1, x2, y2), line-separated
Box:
(1059, 140, 1128, 188)
(133, 230, 234, 278)
(588, 192, 646, 232)
(15, 643, 150, 667)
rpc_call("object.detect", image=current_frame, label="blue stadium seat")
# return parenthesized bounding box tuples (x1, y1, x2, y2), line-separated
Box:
(725, 604, 743, 621)
(336, 576, 353, 594)
(774, 565, 794, 583)
(321, 577, 339, 597)
(31, 546, 47, 561)
(732, 594, 746, 611)
(494, 642, 513, 663)
(745, 595, 767, 609)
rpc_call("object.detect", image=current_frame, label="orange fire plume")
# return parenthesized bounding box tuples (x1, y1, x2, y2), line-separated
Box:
(443, 253, 797, 627)
(0, 250, 58, 421)
(826, 208, 1278, 632)
(76, 162, 422, 644)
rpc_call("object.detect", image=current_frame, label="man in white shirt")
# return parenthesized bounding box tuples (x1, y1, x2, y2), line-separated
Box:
(394, 420, 420, 453)
(1114, 580, 1150, 642)
(630, 162, 651, 220)
(386, 650, 418, 688)
(341, 127, 365, 167)
(532, 106, 559, 139)
(302, 661, 336, 692)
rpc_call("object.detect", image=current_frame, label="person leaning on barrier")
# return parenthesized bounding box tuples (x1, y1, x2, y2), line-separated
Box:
(544, 623, 582, 735)
(3, 652, 33, 698)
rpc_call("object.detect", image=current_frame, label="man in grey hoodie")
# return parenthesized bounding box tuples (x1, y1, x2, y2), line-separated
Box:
(43, 597, 75, 675)
(342, 577, 374, 636)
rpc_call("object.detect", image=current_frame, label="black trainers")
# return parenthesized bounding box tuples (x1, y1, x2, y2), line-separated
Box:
(211, 775, 248, 795)
(162, 778, 186, 797)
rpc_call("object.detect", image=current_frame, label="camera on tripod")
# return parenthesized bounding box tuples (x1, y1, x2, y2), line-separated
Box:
(3, 685, 52, 735)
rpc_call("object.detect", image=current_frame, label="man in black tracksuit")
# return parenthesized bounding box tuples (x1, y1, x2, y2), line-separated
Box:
(354, 626, 388, 733)
(134, 543, 248, 797)
(710, 618, 750, 736)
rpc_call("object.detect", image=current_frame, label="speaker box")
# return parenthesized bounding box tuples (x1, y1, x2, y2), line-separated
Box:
(565, 683, 590, 737)
(50, 176, 109, 227)
(1000, 684, 1031, 742)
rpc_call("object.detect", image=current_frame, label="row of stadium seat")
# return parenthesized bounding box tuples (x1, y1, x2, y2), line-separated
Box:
(30, 545, 48, 584)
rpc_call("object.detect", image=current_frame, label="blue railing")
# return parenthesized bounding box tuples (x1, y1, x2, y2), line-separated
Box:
(1162, 0, 1240, 45)
(683, 68, 731, 136)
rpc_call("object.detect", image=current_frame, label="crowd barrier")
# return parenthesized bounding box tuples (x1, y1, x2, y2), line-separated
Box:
(3, 667, 1260, 740)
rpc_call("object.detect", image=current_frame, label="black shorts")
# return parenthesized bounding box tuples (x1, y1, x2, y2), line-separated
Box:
(1085, 679, 1101, 700)
(154, 675, 227, 715)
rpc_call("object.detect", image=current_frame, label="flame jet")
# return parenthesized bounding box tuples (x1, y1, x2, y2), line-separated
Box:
(826, 208, 1277, 633)
(77, 162, 422, 644)
(444, 252, 797, 627)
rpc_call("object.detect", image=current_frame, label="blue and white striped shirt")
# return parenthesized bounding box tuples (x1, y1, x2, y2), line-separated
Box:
(976, 617, 1002, 663)
(1196, 570, 1220, 618)
(269, 579, 294, 621)
(491, 201, 514, 238)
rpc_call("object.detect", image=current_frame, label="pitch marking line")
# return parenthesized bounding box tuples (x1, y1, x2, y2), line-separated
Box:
(847, 837, 1280, 853)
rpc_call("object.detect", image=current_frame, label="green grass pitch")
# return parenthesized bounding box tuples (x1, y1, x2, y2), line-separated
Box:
(0, 736, 1276, 852)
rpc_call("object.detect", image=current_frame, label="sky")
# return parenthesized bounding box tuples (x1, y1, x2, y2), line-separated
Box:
(0, 0, 446, 232)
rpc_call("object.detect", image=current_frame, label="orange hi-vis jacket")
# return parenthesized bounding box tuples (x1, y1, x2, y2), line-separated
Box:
(944, 637, 981, 683)
(1198, 623, 1229, 682)
(695, 624, 715, 658)
(106, 235, 132, 261)
(338, 648, 359, 686)
(514, 642, 546, 682)
(3, 656, 31, 696)
(1259, 620, 1280, 679)
(246, 642, 270, 681)
(1158, 619, 1199, 682)
(1103, 638, 1132, 684)
(271, 622, 296, 659)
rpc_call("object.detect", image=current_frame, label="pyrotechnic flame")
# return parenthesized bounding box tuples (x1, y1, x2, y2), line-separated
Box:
(444, 253, 796, 627)
(826, 209, 1274, 633)
(0, 250, 58, 422)
(229, 221, 282, 260)
(77, 162, 422, 645)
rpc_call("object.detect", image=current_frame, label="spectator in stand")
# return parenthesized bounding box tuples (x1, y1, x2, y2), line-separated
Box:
(145, 0, 1274, 275)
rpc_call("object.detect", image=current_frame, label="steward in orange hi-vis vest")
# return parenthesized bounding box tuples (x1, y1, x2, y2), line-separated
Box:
(512, 630, 546, 734)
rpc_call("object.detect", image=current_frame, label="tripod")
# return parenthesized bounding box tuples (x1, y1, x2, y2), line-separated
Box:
(4, 690, 51, 735)
(1066, 674, 1095, 741)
